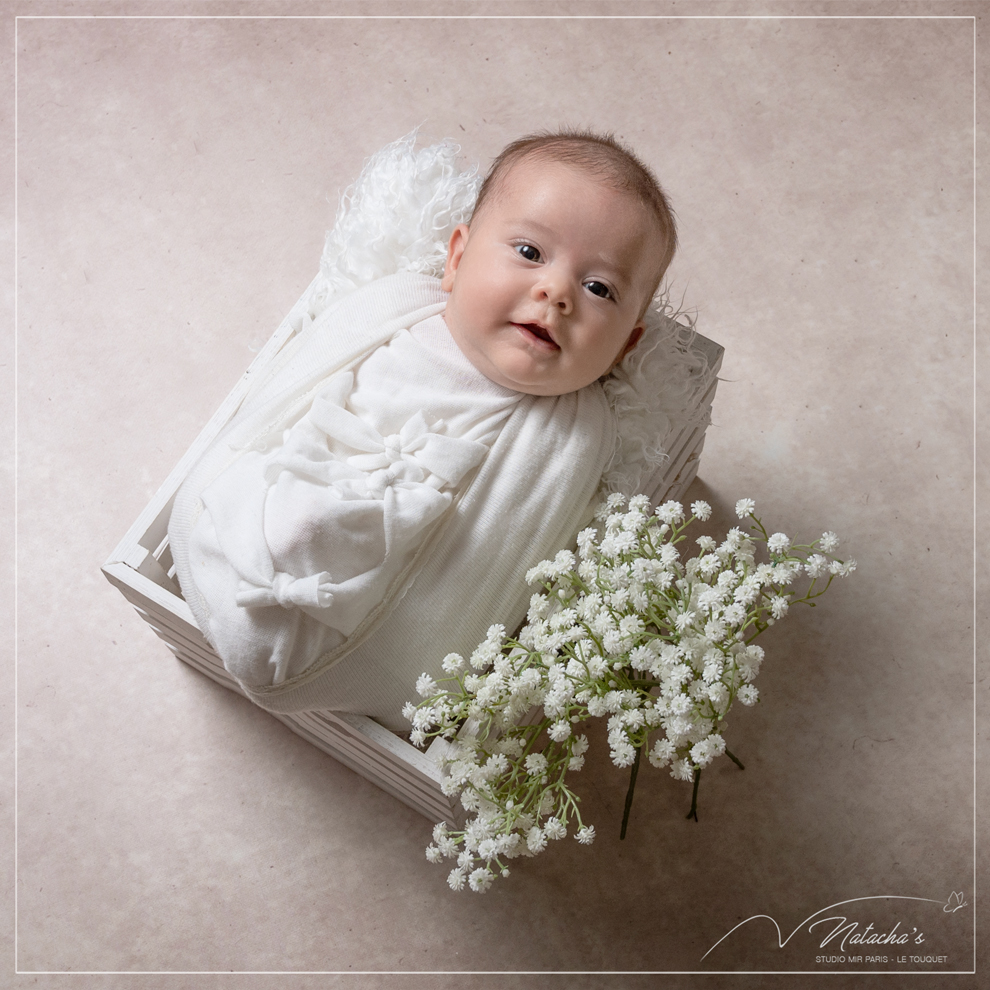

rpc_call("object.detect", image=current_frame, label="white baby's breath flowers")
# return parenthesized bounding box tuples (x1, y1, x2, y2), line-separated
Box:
(690, 500, 712, 521)
(735, 498, 756, 519)
(406, 495, 853, 891)
(819, 531, 840, 553)
(767, 532, 791, 554)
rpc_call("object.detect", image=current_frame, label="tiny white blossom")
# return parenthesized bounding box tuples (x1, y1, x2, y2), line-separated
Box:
(484, 753, 510, 778)
(722, 603, 746, 627)
(575, 825, 596, 845)
(618, 614, 645, 639)
(611, 530, 638, 554)
(605, 512, 625, 532)
(543, 817, 567, 840)
(610, 740, 636, 767)
(629, 645, 653, 671)
(602, 629, 624, 656)
(586, 695, 608, 717)
(767, 532, 791, 554)
(707, 682, 729, 708)
(649, 738, 676, 768)
(525, 561, 553, 584)
(447, 867, 466, 891)
(441, 652, 466, 673)
(770, 595, 789, 619)
(426, 844, 443, 863)
(548, 720, 572, 742)
(819, 531, 840, 552)
(477, 838, 498, 860)
(486, 624, 506, 645)
(691, 500, 712, 521)
(577, 559, 597, 582)
(738, 684, 759, 705)
(524, 753, 548, 775)
(735, 498, 756, 519)
(772, 561, 800, 585)
(576, 527, 598, 558)
(468, 867, 494, 893)
(527, 826, 547, 852)
(415, 673, 438, 698)
(655, 500, 685, 524)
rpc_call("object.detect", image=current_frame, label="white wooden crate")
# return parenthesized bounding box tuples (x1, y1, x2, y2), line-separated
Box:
(102, 282, 723, 824)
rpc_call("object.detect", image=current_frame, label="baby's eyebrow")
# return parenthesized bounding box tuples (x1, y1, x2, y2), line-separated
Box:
(507, 217, 555, 237)
(593, 252, 631, 284)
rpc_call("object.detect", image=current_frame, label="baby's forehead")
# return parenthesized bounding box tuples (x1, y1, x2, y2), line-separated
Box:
(487, 162, 639, 235)
(487, 153, 628, 207)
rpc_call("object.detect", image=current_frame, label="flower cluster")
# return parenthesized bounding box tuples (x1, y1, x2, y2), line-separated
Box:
(405, 495, 854, 892)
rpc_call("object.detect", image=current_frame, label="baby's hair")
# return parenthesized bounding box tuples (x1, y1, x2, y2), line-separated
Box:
(471, 129, 677, 295)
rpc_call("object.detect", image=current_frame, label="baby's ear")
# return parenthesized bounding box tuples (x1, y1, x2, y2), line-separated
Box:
(441, 224, 470, 291)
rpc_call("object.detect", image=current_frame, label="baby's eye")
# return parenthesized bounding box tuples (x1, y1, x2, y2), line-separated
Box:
(515, 244, 541, 262)
(584, 281, 612, 299)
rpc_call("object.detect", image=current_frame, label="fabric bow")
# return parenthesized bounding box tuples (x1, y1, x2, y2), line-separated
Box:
(309, 394, 487, 490)
(236, 571, 334, 610)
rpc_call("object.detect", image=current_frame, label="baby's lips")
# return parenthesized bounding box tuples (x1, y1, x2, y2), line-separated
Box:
(514, 321, 560, 349)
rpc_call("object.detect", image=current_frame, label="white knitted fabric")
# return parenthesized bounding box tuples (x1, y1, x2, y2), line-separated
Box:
(169, 274, 613, 715)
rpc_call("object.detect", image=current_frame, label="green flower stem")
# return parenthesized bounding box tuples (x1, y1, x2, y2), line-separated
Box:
(619, 743, 643, 840)
(686, 767, 702, 821)
(725, 748, 745, 770)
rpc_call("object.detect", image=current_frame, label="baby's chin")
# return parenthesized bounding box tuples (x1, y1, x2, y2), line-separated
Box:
(476, 359, 605, 397)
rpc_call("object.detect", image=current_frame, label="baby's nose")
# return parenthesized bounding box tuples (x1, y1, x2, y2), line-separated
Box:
(534, 271, 572, 313)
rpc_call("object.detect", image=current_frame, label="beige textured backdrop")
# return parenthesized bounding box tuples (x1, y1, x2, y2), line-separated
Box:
(5, 2, 986, 987)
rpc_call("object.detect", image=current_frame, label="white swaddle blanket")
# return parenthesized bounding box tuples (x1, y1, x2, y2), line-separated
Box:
(169, 273, 614, 722)
(168, 134, 715, 729)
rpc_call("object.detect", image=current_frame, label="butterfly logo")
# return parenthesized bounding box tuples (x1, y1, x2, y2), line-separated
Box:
(943, 891, 967, 914)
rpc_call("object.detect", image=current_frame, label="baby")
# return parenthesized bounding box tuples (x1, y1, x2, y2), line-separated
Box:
(169, 131, 677, 730)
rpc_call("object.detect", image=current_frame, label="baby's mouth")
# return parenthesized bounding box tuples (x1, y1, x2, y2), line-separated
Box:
(514, 322, 559, 350)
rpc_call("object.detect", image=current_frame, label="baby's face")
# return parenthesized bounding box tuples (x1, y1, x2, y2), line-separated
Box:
(440, 158, 664, 396)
